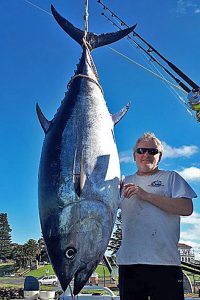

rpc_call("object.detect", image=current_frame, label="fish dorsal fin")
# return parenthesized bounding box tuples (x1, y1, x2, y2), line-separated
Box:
(51, 5, 136, 50)
(112, 101, 131, 125)
(36, 103, 51, 133)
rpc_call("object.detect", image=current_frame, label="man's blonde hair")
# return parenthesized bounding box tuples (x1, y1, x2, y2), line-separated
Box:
(133, 132, 164, 153)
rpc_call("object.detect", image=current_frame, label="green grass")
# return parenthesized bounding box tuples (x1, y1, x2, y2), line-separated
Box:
(0, 283, 23, 288)
(25, 263, 110, 278)
(40, 286, 56, 291)
(0, 277, 17, 281)
(96, 265, 110, 276)
(26, 265, 54, 278)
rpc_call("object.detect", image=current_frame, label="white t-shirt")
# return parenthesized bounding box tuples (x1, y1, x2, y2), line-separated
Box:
(116, 170, 197, 266)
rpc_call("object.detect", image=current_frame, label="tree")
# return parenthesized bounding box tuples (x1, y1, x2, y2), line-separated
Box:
(107, 210, 122, 255)
(37, 238, 49, 263)
(12, 244, 26, 268)
(0, 213, 12, 261)
(24, 239, 39, 267)
(12, 240, 39, 269)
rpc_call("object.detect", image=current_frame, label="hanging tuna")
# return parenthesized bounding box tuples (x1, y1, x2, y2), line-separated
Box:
(37, 4, 134, 295)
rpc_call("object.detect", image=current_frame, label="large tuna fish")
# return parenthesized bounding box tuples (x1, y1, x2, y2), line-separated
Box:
(37, 4, 134, 295)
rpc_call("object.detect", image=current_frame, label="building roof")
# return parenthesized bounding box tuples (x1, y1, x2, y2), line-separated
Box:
(178, 243, 192, 249)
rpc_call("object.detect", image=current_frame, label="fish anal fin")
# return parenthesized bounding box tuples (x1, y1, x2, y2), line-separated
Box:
(112, 101, 131, 125)
(36, 103, 51, 133)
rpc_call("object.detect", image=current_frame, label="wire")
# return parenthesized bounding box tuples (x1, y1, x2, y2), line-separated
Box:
(108, 47, 186, 93)
(23, 0, 196, 120)
(24, 0, 52, 16)
(101, 10, 195, 118)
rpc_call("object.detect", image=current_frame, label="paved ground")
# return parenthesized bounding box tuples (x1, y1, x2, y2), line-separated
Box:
(0, 277, 24, 285)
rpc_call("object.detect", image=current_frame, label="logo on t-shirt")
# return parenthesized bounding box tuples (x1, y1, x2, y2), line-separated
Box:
(149, 180, 164, 187)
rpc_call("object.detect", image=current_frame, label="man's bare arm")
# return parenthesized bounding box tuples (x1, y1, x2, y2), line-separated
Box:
(123, 183, 193, 216)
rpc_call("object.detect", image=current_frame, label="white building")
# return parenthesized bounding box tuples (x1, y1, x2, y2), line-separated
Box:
(178, 243, 195, 263)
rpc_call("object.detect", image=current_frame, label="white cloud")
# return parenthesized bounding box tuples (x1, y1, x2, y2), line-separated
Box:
(181, 212, 200, 225)
(119, 150, 133, 163)
(162, 142, 198, 158)
(181, 212, 200, 259)
(176, 0, 200, 15)
(176, 0, 187, 14)
(177, 166, 200, 182)
(119, 142, 198, 164)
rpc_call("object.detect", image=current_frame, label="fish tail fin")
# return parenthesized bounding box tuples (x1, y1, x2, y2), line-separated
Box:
(51, 5, 136, 50)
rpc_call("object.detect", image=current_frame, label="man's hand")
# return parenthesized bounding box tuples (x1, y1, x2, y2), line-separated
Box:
(123, 183, 148, 200)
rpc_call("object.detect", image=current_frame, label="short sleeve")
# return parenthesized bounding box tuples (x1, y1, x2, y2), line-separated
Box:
(169, 171, 197, 199)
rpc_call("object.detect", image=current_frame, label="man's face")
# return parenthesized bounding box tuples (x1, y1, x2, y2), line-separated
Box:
(134, 139, 162, 175)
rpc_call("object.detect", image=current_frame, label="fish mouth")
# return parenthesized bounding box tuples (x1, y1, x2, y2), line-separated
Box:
(73, 261, 99, 295)
(59, 278, 71, 293)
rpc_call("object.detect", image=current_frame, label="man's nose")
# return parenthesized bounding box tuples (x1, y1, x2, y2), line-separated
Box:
(143, 150, 150, 156)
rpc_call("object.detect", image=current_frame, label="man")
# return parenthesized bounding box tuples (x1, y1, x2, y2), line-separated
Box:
(116, 132, 197, 300)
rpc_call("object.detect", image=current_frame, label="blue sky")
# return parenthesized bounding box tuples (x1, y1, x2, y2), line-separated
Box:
(1, 0, 200, 258)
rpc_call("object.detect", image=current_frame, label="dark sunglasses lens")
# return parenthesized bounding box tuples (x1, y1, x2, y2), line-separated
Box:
(148, 149, 159, 155)
(136, 148, 145, 154)
(136, 148, 159, 155)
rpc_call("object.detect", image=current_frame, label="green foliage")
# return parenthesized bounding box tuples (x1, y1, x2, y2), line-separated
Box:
(0, 213, 12, 261)
(12, 239, 39, 269)
(0, 263, 15, 277)
(37, 238, 49, 263)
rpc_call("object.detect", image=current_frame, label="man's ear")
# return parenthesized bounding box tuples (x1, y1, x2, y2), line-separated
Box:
(158, 152, 162, 162)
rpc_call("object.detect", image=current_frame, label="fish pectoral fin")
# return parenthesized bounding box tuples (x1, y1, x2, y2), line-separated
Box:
(51, 5, 136, 50)
(80, 153, 86, 192)
(112, 101, 131, 125)
(36, 103, 51, 133)
(73, 151, 86, 197)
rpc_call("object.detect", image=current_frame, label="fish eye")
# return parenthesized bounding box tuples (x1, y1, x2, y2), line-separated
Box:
(65, 247, 77, 260)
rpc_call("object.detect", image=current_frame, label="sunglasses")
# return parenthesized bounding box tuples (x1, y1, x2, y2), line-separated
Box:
(136, 148, 160, 155)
